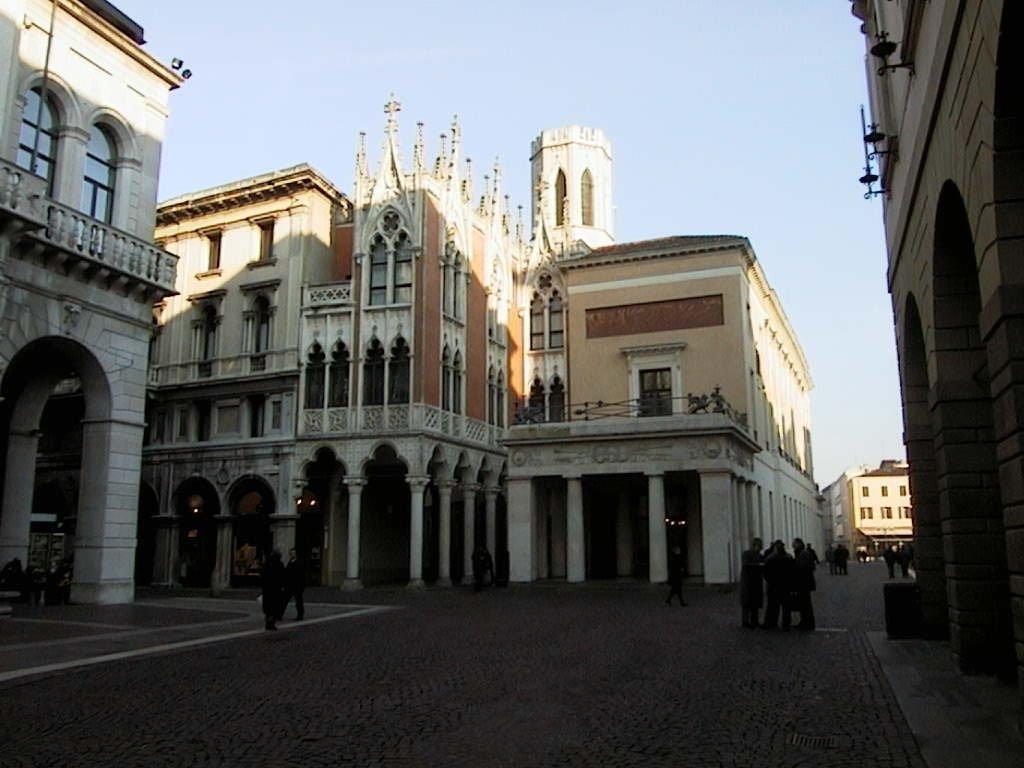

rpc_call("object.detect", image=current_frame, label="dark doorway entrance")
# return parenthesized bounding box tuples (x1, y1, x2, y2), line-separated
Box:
(175, 477, 219, 587)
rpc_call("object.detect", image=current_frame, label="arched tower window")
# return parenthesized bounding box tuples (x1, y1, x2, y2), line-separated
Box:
(82, 125, 116, 223)
(452, 351, 463, 415)
(305, 342, 326, 408)
(17, 87, 58, 195)
(580, 169, 594, 226)
(441, 345, 452, 411)
(388, 337, 410, 404)
(363, 339, 385, 405)
(548, 290, 564, 349)
(555, 169, 567, 226)
(328, 342, 350, 407)
(549, 375, 565, 422)
(529, 377, 546, 421)
(530, 293, 545, 351)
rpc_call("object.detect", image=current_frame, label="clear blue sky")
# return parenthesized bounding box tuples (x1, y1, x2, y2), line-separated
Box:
(125, 0, 903, 485)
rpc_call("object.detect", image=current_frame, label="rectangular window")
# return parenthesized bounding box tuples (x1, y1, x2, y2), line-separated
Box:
(882, 506, 893, 519)
(639, 368, 672, 416)
(530, 299, 545, 350)
(393, 248, 412, 303)
(258, 220, 274, 262)
(860, 507, 873, 520)
(899, 485, 907, 496)
(881, 486, 889, 497)
(197, 401, 211, 442)
(548, 308, 564, 349)
(271, 399, 282, 430)
(249, 395, 265, 437)
(207, 232, 222, 271)
(152, 409, 165, 443)
(369, 246, 387, 306)
(861, 487, 869, 497)
(177, 407, 189, 439)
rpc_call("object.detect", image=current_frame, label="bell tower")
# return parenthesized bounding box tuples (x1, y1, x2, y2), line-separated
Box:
(530, 126, 614, 251)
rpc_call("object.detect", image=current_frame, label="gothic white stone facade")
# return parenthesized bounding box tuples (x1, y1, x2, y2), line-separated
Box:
(0, 0, 179, 603)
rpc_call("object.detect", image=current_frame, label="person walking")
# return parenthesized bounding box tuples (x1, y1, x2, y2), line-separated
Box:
(665, 545, 687, 606)
(740, 537, 764, 628)
(790, 538, 816, 631)
(761, 540, 792, 629)
(835, 544, 849, 575)
(283, 549, 305, 621)
(261, 550, 285, 631)
(472, 546, 494, 592)
(883, 545, 897, 579)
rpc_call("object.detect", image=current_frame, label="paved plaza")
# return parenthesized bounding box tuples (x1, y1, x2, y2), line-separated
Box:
(0, 564, 1017, 767)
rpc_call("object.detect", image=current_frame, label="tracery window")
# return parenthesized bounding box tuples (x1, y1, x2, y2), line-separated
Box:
(328, 342, 350, 407)
(388, 337, 410, 404)
(368, 210, 414, 306)
(580, 169, 594, 226)
(305, 342, 326, 408)
(82, 126, 116, 223)
(363, 339, 385, 405)
(529, 277, 565, 351)
(17, 87, 58, 194)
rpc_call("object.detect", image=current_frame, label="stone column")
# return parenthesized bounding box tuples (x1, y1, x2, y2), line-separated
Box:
(437, 481, 454, 585)
(0, 429, 38, 565)
(343, 476, 365, 589)
(616, 488, 633, 577)
(507, 477, 535, 582)
(566, 476, 584, 583)
(211, 515, 234, 592)
(647, 473, 668, 583)
(699, 471, 734, 584)
(408, 476, 430, 587)
(461, 483, 480, 584)
(484, 485, 500, 559)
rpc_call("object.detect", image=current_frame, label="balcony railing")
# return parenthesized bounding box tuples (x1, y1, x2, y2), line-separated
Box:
(301, 403, 504, 447)
(514, 386, 749, 431)
(303, 281, 353, 308)
(0, 157, 177, 294)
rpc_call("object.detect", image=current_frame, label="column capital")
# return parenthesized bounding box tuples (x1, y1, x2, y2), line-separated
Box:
(461, 481, 482, 493)
(564, 474, 583, 483)
(644, 470, 665, 478)
(483, 485, 501, 498)
(436, 479, 458, 491)
(407, 475, 431, 490)
(343, 476, 367, 489)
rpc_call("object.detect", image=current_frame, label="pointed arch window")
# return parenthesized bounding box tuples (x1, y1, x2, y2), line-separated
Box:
(555, 169, 567, 226)
(487, 366, 497, 426)
(549, 376, 565, 422)
(529, 377, 546, 421)
(441, 345, 452, 411)
(363, 339, 385, 405)
(388, 337, 410, 404)
(548, 290, 564, 349)
(530, 293, 545, 351)
(17, 87, 58, 195)
(580, 169, 594, 226)
(328, 342, 350, 407)
(305, 342, 326, 408)
(452, 351, 463, 415)
(82, 126, 116, 223)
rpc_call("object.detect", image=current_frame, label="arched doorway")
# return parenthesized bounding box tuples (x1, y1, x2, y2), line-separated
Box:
(932, 181, 1012, 675)
(175, 477, 219, 588)
(361, 444, 409, 585)
(301, 448, 344, 586)
(135, 482, 159, 587)
(229, 477, 274, 587)
(0, 336, 119, 602)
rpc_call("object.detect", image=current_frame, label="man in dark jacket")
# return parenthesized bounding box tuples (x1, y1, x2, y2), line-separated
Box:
(790, 538, 816, 631)
(261, 551, 285, 630)
(283, 549, 305, 621)
(761, 540, 792, 629)
(665, 545, 687, 606)
(740, 537, 764, 628)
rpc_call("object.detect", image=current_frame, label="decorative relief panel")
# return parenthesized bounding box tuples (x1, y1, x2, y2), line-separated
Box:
(585, 294, 724, 338)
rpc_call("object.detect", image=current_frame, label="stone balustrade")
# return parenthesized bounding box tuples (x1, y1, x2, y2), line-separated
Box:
(303, 281, 353, 307)
(301, 402, 504, 447)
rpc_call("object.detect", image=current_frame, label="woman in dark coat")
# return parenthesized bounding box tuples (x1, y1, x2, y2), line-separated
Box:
(740, 537, 764, 628)
(261, 551, 285, 630)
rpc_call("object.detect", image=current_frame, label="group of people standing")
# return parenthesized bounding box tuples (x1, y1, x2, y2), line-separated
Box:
(882, 543, 914, 579)
(740, 537, 818, 631)
(823, 544, 850, 575)
(0, 557, 73, 605)
(260, 549, 306, 630)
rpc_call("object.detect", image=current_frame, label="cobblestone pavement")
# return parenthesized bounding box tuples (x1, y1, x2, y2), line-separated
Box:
(0, 563, 926, 768)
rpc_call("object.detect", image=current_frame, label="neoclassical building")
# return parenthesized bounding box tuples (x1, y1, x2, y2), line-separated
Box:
(0, 0, 179, 603)
(849, 0, 1023, 708)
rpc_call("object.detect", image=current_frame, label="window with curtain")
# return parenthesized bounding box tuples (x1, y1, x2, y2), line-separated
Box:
(305, 343, 326, 408)
(388, 337, 410, 404)
(368, 236, 388, 306)
(548, 291, 564, 348)
(581, 169, 594, 226)
(363, 339, 385, 405)
(328, 342, 350, 407)
(81, 126, 116, 223)
(17, 87, 58, 194)
(452, 351, 463, 415)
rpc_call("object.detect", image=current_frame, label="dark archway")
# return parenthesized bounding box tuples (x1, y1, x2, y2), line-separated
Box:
(134, 482, 159, 587)
(361, 444, 409, 585)
(899, 295, 946, 638)
(301, 448, 344, 586)
(932, 181, 1012, 675)
(174, 476, 220, 587)
(228, 476, 275, 587)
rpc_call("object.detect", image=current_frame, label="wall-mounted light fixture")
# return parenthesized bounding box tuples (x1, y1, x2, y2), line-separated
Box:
(870, 32, 914, 76)
(858, 105, 885, 199)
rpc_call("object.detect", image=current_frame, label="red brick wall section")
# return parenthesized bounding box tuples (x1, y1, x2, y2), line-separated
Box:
(465, 228, 487, 421)
(585, 295, 724, 338)
(418, 198, 441, 406)
(333, 224, 354, 281)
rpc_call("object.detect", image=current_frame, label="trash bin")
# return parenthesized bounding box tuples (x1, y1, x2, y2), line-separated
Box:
(883, 581, 921, 638)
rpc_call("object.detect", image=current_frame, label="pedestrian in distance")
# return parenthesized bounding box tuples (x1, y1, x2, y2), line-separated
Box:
(740, 537, 764, 628)
(883, 545, 897, 579)
(806, 544, 820, 568)
(283, 548, 305, 621)
(835, 544, 849, 575)
(471, 546, 493, 592)
(789, 538, 816, 631)
(261, 550, 285, 631)
(665, 545, 687, 606)
(761, 540, 792, 629)
(825, 545, 835, 575)
(896, 544, 911, 578)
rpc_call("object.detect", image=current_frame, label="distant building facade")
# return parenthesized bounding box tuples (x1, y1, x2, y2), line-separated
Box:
(824, 461, 912, 556)
(0, 0, 179, 603)
(850, 0, 1023, 697)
